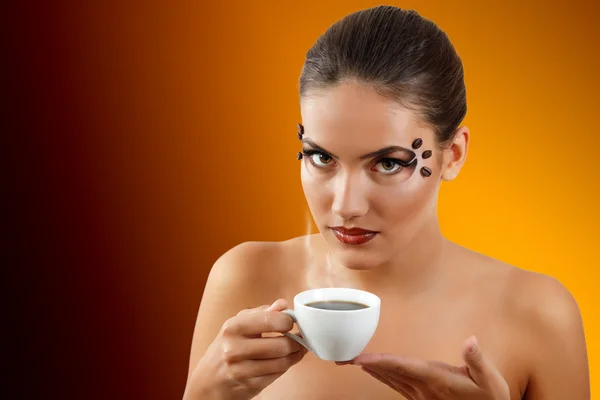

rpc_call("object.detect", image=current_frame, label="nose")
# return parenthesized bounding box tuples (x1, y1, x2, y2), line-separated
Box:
(331, 172, 369, 221)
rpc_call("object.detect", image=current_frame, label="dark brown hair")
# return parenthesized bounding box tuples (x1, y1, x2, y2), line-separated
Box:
(299, 6, 466, 148)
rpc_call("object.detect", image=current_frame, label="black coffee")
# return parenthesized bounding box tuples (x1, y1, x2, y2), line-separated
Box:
(305, 300, 369, 311)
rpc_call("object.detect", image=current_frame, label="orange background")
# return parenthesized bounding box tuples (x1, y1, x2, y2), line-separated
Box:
(10, 1, 598, 398)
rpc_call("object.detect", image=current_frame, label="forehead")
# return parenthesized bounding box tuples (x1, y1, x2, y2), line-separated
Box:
(299, 81, 434, 153)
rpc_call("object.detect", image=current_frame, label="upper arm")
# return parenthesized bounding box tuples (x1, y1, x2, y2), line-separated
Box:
(523, 275, 590, 399)
(184, 241, 280, 379)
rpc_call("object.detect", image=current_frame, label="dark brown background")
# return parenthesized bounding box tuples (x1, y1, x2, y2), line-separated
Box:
(8, 1, 599, 399)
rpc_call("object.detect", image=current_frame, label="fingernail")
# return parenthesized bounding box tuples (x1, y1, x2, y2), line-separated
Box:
(470, 337, 478, 353)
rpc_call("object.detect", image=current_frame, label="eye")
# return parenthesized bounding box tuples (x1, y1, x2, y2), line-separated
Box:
(312, 153, 333, 166)
(373, 158, 403, 174)
(303, 150, 335, 168)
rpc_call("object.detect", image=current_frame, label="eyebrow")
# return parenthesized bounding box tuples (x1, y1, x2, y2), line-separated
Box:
(358, 146, 415, 161)
(301, 138, 416, 161)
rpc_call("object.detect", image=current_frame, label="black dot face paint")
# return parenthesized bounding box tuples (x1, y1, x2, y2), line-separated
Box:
(296, 123, 305, 160)
(294, 125, 434, 178)
(420, 166, 432, 177)
(411, 138, 432, 178)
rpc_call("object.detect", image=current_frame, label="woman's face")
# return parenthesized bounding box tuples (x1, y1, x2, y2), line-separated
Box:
(300, 81, 446, 270)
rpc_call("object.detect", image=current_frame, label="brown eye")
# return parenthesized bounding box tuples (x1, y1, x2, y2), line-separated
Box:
(374, 159, 402, 174)
(381, 160, 396, 170)
(310, 153, 333, 166)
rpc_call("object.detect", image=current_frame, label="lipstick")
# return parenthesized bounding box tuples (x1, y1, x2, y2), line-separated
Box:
(330, 227, 378, 245)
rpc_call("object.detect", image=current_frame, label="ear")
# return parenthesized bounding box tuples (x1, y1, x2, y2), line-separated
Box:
(441, 126, 469, 181)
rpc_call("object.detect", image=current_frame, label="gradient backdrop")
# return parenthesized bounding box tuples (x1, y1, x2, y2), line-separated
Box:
(9, 0, 599, 399)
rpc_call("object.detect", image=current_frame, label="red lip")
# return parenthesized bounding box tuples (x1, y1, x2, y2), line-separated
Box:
(330, 227, 378, 245)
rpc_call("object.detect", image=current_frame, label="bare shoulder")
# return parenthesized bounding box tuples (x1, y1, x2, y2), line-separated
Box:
(461, 248, 589, 398)
(503, 263, 583, 333)
(459, 246, 581, 324)
(205, 235, 312, 298)
(503, 266, 589, 398)
(206, 240, 285, 301)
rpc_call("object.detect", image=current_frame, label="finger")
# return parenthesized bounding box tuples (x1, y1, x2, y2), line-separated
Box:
(352, 353, 433, 380)
(361, 366, 392, 386)
(223, 336, 302, 362)
(353, 353, 470, 392)
(234, 306, 272, 339)
(222, 311, 294, 337)
(230, 347, 306, 380)
(462, 336, 510, 396)
(236, 298, 288, 316)
(362, 367, 416, 399)
(238, 305, 270, 316)
(267, 298, 288, 311)
(365, 365, 423, 387)
(462, 336, 490, 386)
(428, 359, 467, 374)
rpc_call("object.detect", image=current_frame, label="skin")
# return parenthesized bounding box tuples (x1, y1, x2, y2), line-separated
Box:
(182, 80, 590, 400)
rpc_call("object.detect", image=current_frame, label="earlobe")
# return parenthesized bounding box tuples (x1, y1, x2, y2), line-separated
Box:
(441, 127, 469, 181)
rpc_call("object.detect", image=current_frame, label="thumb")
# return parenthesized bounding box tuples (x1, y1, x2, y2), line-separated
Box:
(462, 336, 510, 398)
(462, 336, 489, 387)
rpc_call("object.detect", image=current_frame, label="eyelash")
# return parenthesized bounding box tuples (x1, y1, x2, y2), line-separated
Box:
(301, 149, 412, 174)
(302, 149, 333, 167)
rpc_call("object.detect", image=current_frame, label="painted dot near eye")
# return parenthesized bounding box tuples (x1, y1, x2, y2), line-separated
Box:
(412, 138, 423, 149)
(422, 150, 432, 159)
(420, 166, 432, 177)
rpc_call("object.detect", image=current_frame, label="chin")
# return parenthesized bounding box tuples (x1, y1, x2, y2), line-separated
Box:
(328, 244, 387, 271)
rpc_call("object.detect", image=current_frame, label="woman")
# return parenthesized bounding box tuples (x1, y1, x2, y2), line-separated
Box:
(182, 6, 589, 400)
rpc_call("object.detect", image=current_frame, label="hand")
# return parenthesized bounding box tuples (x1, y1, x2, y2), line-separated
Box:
(188, 299, 307, 400)
(341, 336, 510, 400)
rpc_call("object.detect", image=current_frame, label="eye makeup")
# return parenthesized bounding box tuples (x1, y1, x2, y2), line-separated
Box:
(294, 125, 434, 179)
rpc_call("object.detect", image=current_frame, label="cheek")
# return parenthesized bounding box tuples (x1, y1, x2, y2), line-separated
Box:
(372, 177, 437, 225)
(301, 167, 332, 214)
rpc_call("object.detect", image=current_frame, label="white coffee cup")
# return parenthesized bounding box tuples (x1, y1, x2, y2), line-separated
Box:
(281, 287, 380, 362)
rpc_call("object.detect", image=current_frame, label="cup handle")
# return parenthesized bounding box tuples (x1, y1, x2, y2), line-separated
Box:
(281, 309, 312, 352)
